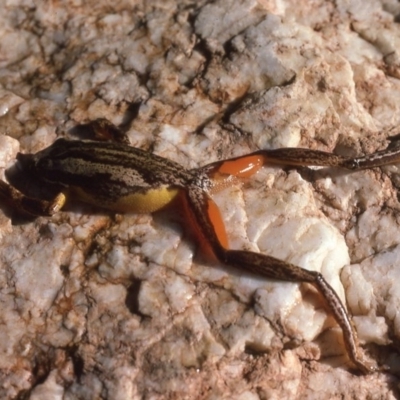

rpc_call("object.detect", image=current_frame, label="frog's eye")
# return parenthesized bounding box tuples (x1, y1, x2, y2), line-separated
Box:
(37, 158, 53, 171)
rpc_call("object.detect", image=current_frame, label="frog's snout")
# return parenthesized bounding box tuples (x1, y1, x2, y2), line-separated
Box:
(16, 152, 35, 170)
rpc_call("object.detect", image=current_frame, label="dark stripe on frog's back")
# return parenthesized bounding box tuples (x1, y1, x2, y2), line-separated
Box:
(33, 139, 195, 201)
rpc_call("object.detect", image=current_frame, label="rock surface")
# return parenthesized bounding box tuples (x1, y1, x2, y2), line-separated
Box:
(1, 0, 400, 398)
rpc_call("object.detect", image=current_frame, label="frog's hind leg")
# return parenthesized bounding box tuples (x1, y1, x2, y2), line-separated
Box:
(183, 184, 377, 374)
(199, 148, 349, 181)
(200, 145, 400, 177)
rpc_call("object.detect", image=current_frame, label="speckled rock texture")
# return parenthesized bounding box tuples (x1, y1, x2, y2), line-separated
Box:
(1, 0, 400, 399)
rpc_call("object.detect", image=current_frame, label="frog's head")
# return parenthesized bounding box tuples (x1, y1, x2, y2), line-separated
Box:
(16, 139, 72, 176)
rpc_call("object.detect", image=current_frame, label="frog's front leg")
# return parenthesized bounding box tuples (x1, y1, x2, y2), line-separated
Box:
(81, 118, 130, 144)
(0, 180, 66, 216)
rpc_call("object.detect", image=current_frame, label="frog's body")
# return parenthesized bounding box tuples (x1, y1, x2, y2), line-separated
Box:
(1, 119, 397, 374)
(17, 138, 194, 213)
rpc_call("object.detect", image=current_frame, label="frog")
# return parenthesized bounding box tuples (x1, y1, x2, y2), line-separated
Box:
(1, 118, 398, 373)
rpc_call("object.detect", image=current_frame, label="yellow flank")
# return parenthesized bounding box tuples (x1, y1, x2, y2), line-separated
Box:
(71, 186, 180, 213)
